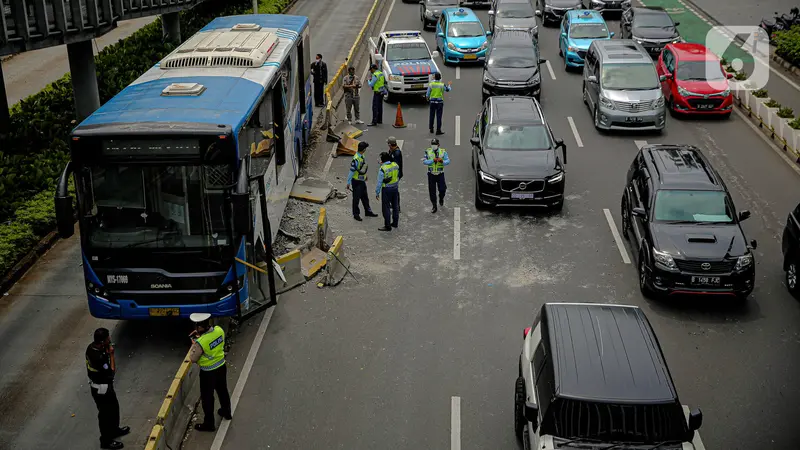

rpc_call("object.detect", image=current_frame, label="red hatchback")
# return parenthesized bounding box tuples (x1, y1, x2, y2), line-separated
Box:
(656, 42, 734, 117)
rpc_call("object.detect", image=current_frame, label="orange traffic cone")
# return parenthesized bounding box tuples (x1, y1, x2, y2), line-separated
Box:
(392, 103, 406, 128)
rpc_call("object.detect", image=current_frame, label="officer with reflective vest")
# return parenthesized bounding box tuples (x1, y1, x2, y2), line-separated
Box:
(368, 64, 386, 126)
(346, 141, 378, 221)
(426, 72, 452, 135)
(189, 313, 232, 432)
(375, 151, 401, 231)
(422, 138, 451, 213)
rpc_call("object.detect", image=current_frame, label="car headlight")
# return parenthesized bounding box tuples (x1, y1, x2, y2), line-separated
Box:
(633, 37, 643, 44)
(527, 71, 541, 85)
(545, 5, 552, 11)
(599, 95, 615, 109)
(622, 0, 631, 4)
(389, 75, 402, 82)
(548, 172, 564, 183)
(734, 254, 753, 270)
(447, 42, 457, 51)
(677, 86, 692, 97)
(673, 37, 683, 43)
(654, 96, 665, 108)
(479, 170, 497, 184)
(652, 248, 676, 269)
(425, 9, 433, 16)
(483, 73, 498, 86)
(480, 41, 489, 50)
(722, 88, 731, 97)
(568, 46, 576, 52)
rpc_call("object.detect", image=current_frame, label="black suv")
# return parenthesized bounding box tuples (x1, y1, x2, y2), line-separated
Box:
(535, 0, 584, 26)
(516, 303, 704, 448)
(781, 202, 800, 297)
(471, 96, 567, 211)
(482, 30, 546, 102)
(620, 7, 682, 58)
(620, 144, 757, 299)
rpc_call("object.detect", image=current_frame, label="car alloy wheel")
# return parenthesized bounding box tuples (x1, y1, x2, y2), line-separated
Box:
(788, 261, 799, 293)
(593, 106, 600, 129)
(621, 199, 629, 239)
(522, 427, 531, 450)
(638, 256, 653, 297)
(514, 377, 526, 440)
(582, 83, 588, 105)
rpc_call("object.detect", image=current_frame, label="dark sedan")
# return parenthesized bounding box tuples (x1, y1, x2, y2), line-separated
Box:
(620, 7, 682, 58)
(482, 30, 546, 101)
(472, 96, 567, 211)
(535, 0, 584, 26)
(420, 0, 460, 30)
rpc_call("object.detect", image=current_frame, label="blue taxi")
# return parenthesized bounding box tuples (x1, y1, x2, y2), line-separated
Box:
(436, 8, 491, 64)
(559, 10, 614, 70)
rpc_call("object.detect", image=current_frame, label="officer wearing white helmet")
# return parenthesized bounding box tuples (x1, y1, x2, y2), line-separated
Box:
(189, 313, 232, 431)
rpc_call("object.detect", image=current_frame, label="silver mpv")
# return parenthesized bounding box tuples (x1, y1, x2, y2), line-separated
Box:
(582, 40, 666, 133)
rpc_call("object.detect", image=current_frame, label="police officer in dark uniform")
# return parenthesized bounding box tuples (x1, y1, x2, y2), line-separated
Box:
(86, 327, 130, 449)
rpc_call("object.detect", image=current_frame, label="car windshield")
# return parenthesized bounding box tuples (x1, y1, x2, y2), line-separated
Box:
(448, 21, 485, 37)
(635, 12, 675, 28)
(489, 47, 538, 68)
(486, 124, 552, 150)
(654, 190, 734, 223)
(601, 63, 659, 90)
(497, 3, 535, 18)
(78, 164, 234, 249)
(676, 60, 726, 81)
(570, 23, 609, 39)
(386, 42, 431, 61)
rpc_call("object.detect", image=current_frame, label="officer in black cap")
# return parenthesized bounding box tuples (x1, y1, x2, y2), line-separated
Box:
(346, 141, 378, 221)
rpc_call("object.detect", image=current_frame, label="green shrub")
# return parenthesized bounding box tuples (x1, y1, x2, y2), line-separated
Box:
(753, 89, 769, 98)
(790, 117, 800, 129)
(778, 106, 795, 118)
(765, 99, 781, 108)
(774, 26, 800, 67)
(0, 0, 292, 276)
(734, 71, 747, 81)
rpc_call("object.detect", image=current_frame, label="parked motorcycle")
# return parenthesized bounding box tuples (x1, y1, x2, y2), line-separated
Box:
(760, 7, 800, 43)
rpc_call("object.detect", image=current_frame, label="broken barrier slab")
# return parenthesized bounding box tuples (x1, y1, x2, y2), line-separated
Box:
(290, 178, 333, 204)
(274, 249, 305, 293)
(336, 134, 360, 156)
(324, 236, 351, 286)
(314, 207, 331, 252)
(301, 247, 327, 278)
(334, 121, 363, 139)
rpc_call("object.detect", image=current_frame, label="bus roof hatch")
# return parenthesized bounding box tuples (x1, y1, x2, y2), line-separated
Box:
(161, 27, 280, 69)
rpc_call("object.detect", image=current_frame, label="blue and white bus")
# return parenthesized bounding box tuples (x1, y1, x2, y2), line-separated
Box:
(54, 14, 313, 320)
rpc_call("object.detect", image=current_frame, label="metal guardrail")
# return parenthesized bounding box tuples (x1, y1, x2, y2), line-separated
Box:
(1, 0, 208, 56)
(322, 0, 389, 131)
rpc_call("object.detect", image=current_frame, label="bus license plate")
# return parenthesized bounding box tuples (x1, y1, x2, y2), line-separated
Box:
(412, 84, 424, 89)
(149, 307, 180, 317)
(691, 276, 720, 286)
(511, 192, 535, 199)
(464, 54, 477, 60)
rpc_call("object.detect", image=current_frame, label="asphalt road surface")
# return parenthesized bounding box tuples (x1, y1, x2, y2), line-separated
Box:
(0, 0, 374, 449)
(193, 2, 800, 450)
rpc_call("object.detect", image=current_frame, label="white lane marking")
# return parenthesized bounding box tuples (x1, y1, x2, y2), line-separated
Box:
(451, 396, 461, 450)
(453, 207, 461, 260)
(456, 66, 460, 80)
(734, 108, 800, 178)
(210, 306, 276, 450)
(603, 208, 631, 264)
(545, 60, 556, 80)
(361, 0, 398, 83)
(567, 116, 583, 148)
(454, 115, 461, 146)
(323, 143, 336, 178)
(634, 140, 648, 150)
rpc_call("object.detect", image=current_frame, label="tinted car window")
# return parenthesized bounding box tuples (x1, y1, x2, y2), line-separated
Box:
(488, 46, 538, 68)
(486, 124, 552, 149)
(654, 190, 734, 223)
(570, 23, 609, 39)
(497, 2, 535, 18)
(601, 63, 659, 90)
(449, 21, 484, 37)
(429, 0, 457, 4)
(676, 61, 725, 81)
(635, 12, 675, 28)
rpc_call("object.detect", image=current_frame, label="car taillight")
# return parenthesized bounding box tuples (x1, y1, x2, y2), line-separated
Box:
(523, 327, 531, 339)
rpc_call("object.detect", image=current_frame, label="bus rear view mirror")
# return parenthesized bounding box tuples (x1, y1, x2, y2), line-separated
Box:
(231, 192, 252, 235)
(55, 162, 75, 238)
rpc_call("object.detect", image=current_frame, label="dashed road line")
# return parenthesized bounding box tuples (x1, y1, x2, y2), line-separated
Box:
(454, 115, 461, 146)
(451, 396, 461, 450)
(454, 207, 461, 260)
(545, 60, 556, 80)
(456, 66, 460, 80)
(567, 116, 583, 147)
(603, 208, 631, 264)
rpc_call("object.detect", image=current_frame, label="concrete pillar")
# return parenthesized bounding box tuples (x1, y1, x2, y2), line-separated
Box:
(0, 61, 9, 136)
(67, 40, 101, 121)
(252, 0, 259, 13)
(161, 12, 181, 44)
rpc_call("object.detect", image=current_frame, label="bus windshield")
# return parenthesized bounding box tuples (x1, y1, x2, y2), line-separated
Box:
(78, 164, 234, 249)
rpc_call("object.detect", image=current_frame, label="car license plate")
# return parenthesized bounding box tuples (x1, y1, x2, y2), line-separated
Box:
(149, 307, 180, 317)
(411, 84, 424, 89)
(625, 117, 643, 123)
(511, 192, 535, 199)
(697, 103, 715, 110)
(464, 54, 477, 60)
(691, 276, 721, 286)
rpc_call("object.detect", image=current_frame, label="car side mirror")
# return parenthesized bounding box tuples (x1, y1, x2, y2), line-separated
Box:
(432, 50, 440, 58)
(486, 30, 492, 36)
(555, 138, 567, 163)
(688, 408, 702, 432)
(610, 31, 615, 37)
(54, 162, 75, 238)
(632, 207, 646, 218)
(437, 32, 445, 38)
(660, 74, 672, 81)
(739, 210, 751, 221)
(419, 0, 424, 3)
(524, 402, 539, 428)
(374, 53, 383, 62)
(539, 58, 547, 63)
(587, 75, 598, 83)
(726, 72, 734, 79)
(535, 10, 542, 17)
(470, 137, 481, 147)
(750, 239, 758, 249)
(488, 10, 494, 15)
(674, 21, 680, 26)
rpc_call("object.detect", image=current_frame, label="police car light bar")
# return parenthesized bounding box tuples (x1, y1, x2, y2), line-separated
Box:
(385, 31, 422, 38)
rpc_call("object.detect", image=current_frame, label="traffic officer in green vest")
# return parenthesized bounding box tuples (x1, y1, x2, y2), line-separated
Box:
(346, 141, 378, 221)
(426, 72, 452, 135)
(189, 313, 232, 432)
(368, 64, 386, 126)
(422, 138, 451, 213)
(375, 151, 401, 231)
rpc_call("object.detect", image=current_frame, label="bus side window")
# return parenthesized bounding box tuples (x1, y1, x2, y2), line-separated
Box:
(240, 92, 275, 160)
(271, 78, 287, 166)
